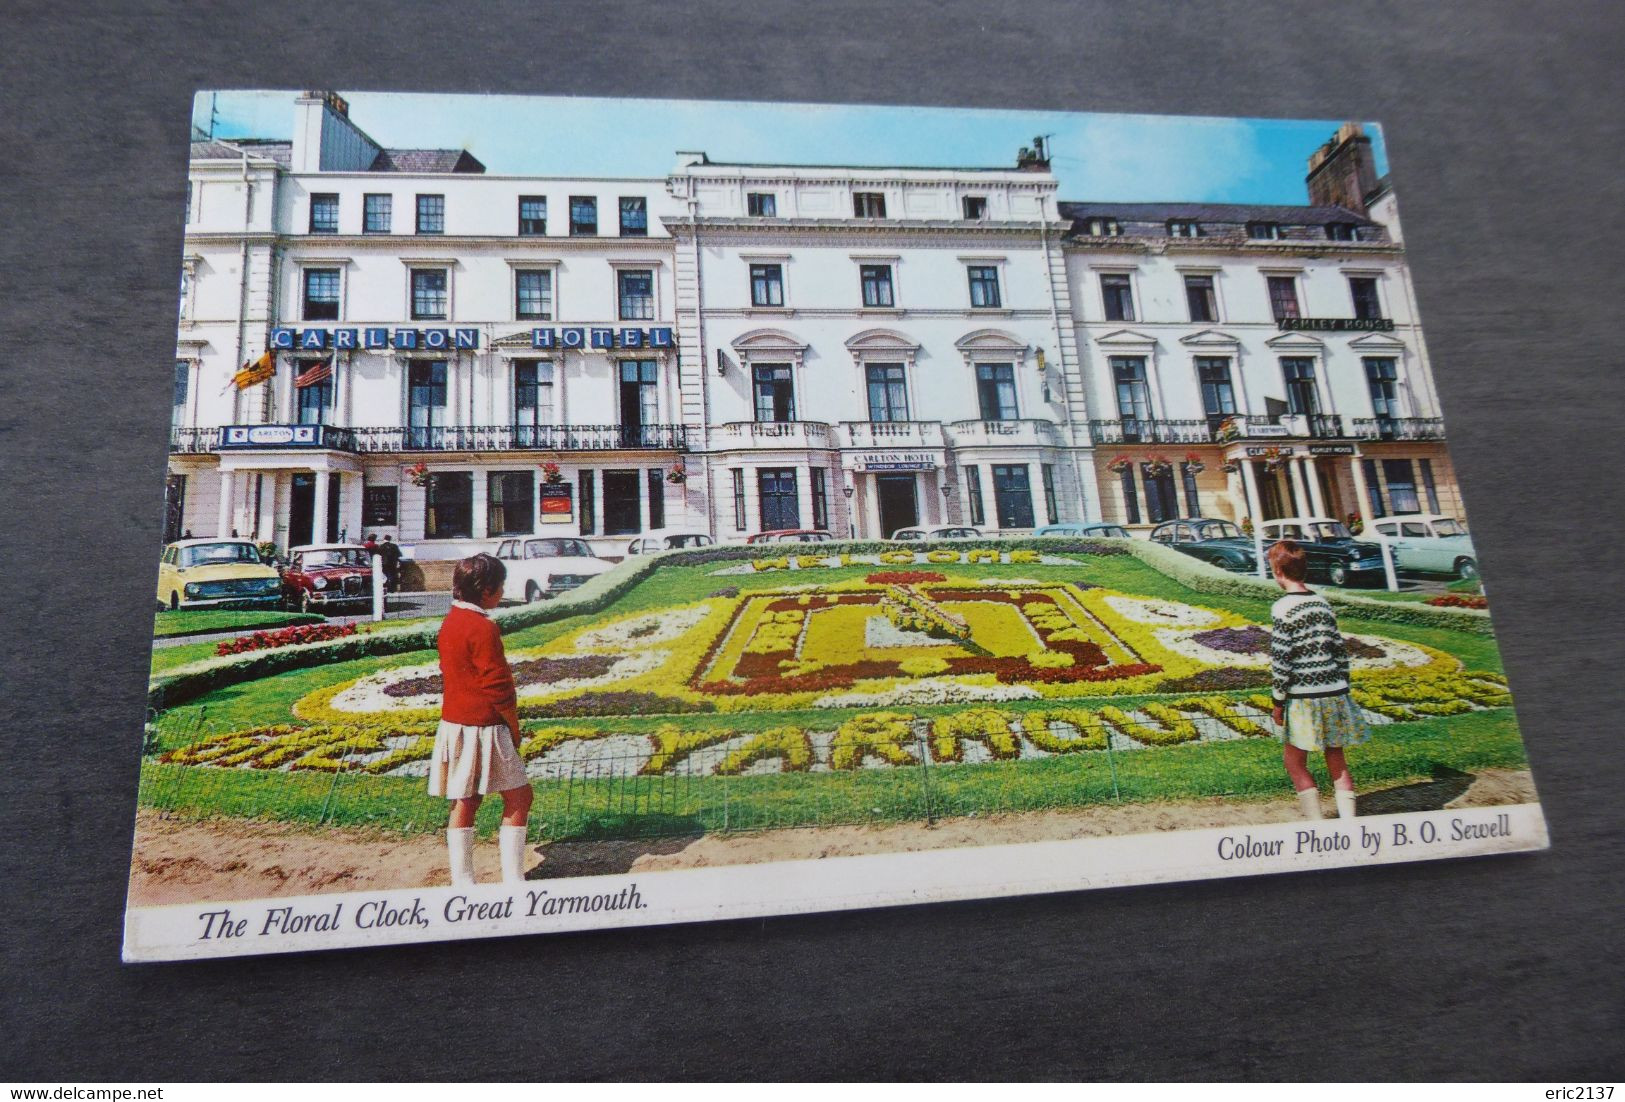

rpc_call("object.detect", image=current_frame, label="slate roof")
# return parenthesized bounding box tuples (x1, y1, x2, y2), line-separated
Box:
(189, 139, 292, 167)
(369, 148, 486, 174)
(1060, 200, 1377, 229)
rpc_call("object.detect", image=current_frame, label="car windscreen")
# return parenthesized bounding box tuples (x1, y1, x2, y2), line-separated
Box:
(303, 549, 366, 568)
(180, 543, 262, 567)
(1195, 522, 1240, 540)
(1433, 519, 1466, 536)
(894, 531, 921, 540)
(668, 534, 711, 547)
(525, 539, 590, 558)
(1311, 522, 1354, 540)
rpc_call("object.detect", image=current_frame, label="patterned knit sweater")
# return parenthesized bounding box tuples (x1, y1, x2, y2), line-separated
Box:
(1270, 592, 1351, 702)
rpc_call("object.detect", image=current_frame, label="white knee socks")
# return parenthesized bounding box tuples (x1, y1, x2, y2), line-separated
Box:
(499, 825, 529, 884)
(446, 827, 476, 886)
(1335, 786, 1357, 819)
(1296, 787, 1323, 820)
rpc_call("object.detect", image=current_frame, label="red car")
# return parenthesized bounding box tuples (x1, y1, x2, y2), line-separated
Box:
(746, 529, 836, 544)
(281, 543, 375, 612)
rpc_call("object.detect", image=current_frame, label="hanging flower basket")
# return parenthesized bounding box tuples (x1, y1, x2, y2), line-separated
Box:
(1215, 417, 1243, 443)
(1218, 460, 1242, 475)
(1143, 453, 1173, 478)
(1182, 451, 1207, 475)
(1105, 454, 1134, 475)
(404, 461, 431, 488)
(666, 463, 688, 485)
(1259, 446, 1290, 473)
(539, 460, 564, 484)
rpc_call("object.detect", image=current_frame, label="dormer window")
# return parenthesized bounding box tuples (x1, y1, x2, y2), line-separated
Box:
(1084, 217, 1121, 237)
(1248, 222, 1282, 240)
(1167, 219, 1200, 238)
(1325, 222, 1360, 241)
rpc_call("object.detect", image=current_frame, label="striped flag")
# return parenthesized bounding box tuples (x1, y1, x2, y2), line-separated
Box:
(295, 359, 333, 388)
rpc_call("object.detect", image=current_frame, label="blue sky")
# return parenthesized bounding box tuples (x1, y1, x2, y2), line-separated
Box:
(194, 91, 1388, 205)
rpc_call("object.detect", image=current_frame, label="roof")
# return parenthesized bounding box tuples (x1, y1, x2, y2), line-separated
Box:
(1060, 200, 1376, 228)
(369, 148, 486, 174)
(189, 139, 292, 167)
(686, 157, 1040, 175)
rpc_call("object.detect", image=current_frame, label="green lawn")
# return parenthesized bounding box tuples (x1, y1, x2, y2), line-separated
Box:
(153, 609, 321, 638)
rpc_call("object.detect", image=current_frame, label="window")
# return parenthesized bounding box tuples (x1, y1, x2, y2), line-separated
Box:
(415, 194, 444, 234)
(860, 264, 894, 307)
(425, 472, 473, 540)
(309, 193, 338, 234)
(488, 471, 535, 537)
(411, 269, 448, 320)
(1142, 464, 1178, 524)
(853, 192, 886, 218)
(302, 268, 340, 321)
(1181, 462, 1202, 517)
(731, 469, 747, 529)
(747, 192, 777, 217)
(515, 269, 553, 320)
(1084, 217, 1121, 236)
(753, 363, 795, 422)
(1282, 358, 1319, 416)
(967, 265, 1002, 308)
(647, 468, 665, 529)
(518, 196, 547, 236)
(991, 465, 1034, 529)
(1119, 468, 1141, 525)
(962, 196, 987, 219)
(1267, 275, 1301, 320)
(749, 263, 784, 307)
(363, 193, 391, 234)
(1167, 219, 1200, 238)
(1361, 458, 1386, 518)
(619, 197, 647, 236)
(810, 467, 829, 530)
(513, 361, 555, 438)
(1383, 459, 1421, 514)
(865, 363, 909, 422)
(975, 363, 1018, 420)
(1419, 459, 1441, 513)
(963, 466, 985, 527)
(618, 360, 659, 444)
(1112, 357, 1152, 433)
(1041, 464, 1059, 525)
(295, 359, 333, 424)
(1100, 274, 1135, 321)
(171, 361, 189, 426)
(1325, 222, 1360, 242)
(569, 196, 597, 235)
(1197, 358, 1237, 431)
(1364, 358, 1399, 421)
(1350, 276, 1383, 320)
(1248, 222, 1281, 240)
(1184, 274, 1218, 322)
(407, 361, 447, 448)
(618, 269, 655, 320)
(758, 469, 800, 531)
(578, 470, 596, 535)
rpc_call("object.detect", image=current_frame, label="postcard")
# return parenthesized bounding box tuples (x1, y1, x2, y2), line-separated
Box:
(126, 90, 1545, 960)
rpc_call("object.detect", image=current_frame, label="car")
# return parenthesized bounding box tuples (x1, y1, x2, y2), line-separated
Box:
(746, 529, 836, 544)
(623, 529, 716, 556)
(493, 536, 614, 603)
(281, 544, 375, 612)
(1148, 518, 1260, 574)
(1035, 522, 1134, 539)
(1257, 517, 1388, 586)
(890, 526, 983, 541)
(156, 538, 284, 610)
(1365, 514, 1478, 578)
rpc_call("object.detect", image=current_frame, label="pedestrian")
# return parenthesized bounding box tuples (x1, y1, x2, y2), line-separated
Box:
(363, 532, 379, 556)
(1268, 539, 1368, 820)
(378, 533, 403, 593)
(429, 553, 533, 885)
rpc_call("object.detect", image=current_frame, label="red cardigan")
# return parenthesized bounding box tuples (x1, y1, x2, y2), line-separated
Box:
(437, 604, 518, 727)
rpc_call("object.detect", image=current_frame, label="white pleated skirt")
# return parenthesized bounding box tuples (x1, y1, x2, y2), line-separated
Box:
(428, 720, 529, 799)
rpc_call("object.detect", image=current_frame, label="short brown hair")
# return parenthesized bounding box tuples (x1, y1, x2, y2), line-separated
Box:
(1267, 539, 1309, 582)
(452, 553, 506, 603)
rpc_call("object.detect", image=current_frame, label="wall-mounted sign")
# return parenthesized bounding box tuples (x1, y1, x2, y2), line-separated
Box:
(529, 326, 674, 350)
(1277, 318, 1395, 332)
(851, 451, 939, 471)
(1309, 444, 1358, 456)
(270, 327, 481, 351)
(1245, 445, 1296, 457)
(539, 482, 574, 523)
(1243, 424, 1291, 438)
(363, 486, 398, 527)
(220, 424, 323, 448)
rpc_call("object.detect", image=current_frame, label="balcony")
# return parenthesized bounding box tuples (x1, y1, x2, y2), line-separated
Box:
(945, 418, 1062, 449)
(171, 423, 688, 454)
(169, 427, 221, 453)
(1220, 414, 1346, 441)
(712, 420, 834, 449)
(1089, 419, 1213, 445)
(835, 421, 947, 449)
(1351, 417, 1445, 442)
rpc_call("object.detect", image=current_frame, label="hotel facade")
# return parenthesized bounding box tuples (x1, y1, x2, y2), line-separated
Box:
(168, 98, 1457, 558)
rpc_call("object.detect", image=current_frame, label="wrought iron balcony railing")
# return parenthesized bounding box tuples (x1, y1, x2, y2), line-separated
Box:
(170, 423, 688, 454)
(169, 427, 222, 453)
(1351, 417, 1445, 442)
(1242, 413, 1345, 439)
(1089, 418, 1213, 445)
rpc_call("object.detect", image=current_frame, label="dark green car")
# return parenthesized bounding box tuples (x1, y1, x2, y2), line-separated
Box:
(1258, 518, 1387, 586)
(1149, 518, 1258, 574)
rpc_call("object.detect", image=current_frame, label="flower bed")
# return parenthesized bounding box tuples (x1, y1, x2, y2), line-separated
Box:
(1427, 594, 1489, 609)
(216, 622, 357, 656)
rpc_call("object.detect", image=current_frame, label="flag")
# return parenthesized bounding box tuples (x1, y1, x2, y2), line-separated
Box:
(295, 359, 333, 389)
(231, 349, 276, 390)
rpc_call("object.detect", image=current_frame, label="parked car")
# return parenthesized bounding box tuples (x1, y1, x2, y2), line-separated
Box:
(746, 529, 836, 544)
(281, 543, 374, 612)
(1035, 522, 1133, 539)
(1257, 517, 1388, 586)
(1365, 514, 1478, 578)
(156, 538, 284, 610)
(493, 536, 614, 603)
(891, 526, 983, 541)
(623, 529, 716, 556)
(1148, 518, 1259, 575)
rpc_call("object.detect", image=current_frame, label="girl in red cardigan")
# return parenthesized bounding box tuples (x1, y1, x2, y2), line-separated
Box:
(429, 553, 534, 885)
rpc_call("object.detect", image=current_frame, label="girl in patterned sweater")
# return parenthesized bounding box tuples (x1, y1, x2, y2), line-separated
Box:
(1267, 539, 1369, 820)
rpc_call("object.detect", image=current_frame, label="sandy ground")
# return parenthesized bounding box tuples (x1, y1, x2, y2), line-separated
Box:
(126, 768, 1537, 907)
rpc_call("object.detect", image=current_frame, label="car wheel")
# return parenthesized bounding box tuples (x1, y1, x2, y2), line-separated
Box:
(1455, 557, 1479, 580)
(1328, 564, 1349, 587)
(525, 581, 541, 603)
(169, 592, 180, 611)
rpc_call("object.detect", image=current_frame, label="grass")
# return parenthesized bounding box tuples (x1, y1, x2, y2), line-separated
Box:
(153, 609, 321, 638)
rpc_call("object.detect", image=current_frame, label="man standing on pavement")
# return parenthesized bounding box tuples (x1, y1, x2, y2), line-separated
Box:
(379, 533, 404, 593)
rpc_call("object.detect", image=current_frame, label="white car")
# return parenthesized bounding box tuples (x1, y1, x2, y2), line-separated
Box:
(1366, 514, 1478, 578)
(891, 525, 983, 541)
(623, 529, 716, 556)
(493, 536, 614, 602)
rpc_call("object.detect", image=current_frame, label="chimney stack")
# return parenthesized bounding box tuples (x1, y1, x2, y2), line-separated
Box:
(1306, 122, 1378, 215)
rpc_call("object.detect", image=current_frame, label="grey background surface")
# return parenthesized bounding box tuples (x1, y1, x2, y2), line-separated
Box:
(3, 0, 1621, 1081)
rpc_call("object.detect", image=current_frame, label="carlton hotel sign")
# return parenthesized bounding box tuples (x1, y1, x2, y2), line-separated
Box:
(270, 325, 676, 352)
